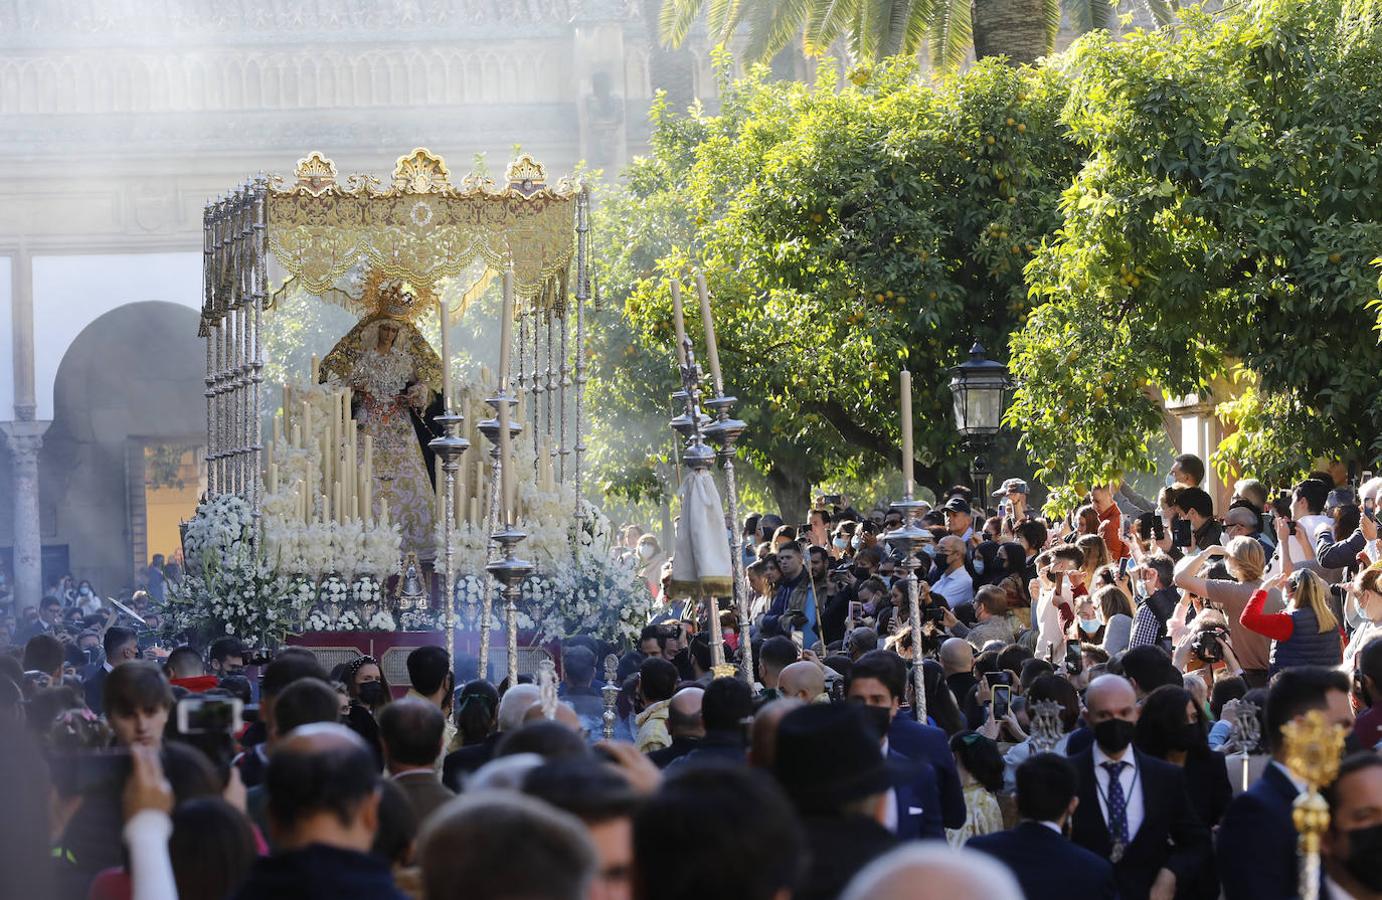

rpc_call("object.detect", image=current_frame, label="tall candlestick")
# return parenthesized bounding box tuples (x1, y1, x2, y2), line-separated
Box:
(439, 297, 452, 410)
(302, 401, 312, 446)
(900, 369, 914, 497)
(695, 270, 723, 394)
(498, 400, 515, 524)
(282, 384, 291, 434)
(291, 424, 301, 450)
(670, 279, 687, 367)
(499, 268, 515, 390)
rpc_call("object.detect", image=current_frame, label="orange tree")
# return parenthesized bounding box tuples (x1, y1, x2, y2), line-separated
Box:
(587, 56, 1082, 517)
(1007, 0, 1382, 507)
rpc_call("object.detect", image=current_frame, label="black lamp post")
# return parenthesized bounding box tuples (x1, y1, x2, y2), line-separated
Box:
(948, 342, 1011, 507)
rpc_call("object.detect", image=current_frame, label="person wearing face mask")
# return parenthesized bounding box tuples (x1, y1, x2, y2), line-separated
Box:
(1341, 564, 1382, 676)
(1322, 753, 1382, 900)
(1069, 675, 1210, 900)
(341, 655, 391, 768)
(1133, 687, 1232, 832)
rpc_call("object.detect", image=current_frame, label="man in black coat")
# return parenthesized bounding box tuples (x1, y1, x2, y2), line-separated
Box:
(971, 752, 1117, 900)
(1217, 667, 1354, 900)
(772, 703, 900, 900)
(1070, 675, 1210, 900)
(234, 723, 408, 900)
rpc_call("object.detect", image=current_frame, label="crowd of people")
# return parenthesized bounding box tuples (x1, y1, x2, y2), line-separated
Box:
(3, 453, 1382, 900)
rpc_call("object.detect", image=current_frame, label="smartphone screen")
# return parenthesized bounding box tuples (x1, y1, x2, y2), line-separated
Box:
(1172, 518, 1192, 548)
(1118, 557, 1129, 579)
(992, 685, 1012, 719)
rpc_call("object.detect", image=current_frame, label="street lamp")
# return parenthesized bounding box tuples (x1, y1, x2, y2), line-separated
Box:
(948, 342, 1011, 505)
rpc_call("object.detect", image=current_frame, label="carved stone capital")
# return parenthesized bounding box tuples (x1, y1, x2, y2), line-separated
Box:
(0, 419, 51, 459)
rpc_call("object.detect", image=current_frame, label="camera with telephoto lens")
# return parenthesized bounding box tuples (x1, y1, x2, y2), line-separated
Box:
(1191, 624, 1232, 663)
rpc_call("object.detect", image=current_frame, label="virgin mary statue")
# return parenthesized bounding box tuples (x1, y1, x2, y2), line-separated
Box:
(319, 273, 443, 558)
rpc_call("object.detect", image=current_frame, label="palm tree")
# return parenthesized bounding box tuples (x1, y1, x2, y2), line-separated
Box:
(657, 0, 1120, 70)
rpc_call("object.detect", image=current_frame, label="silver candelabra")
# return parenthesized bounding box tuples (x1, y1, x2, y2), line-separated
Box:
(886, 498, 933, 724)
(670, 343, 729, 673)
(478, 391, 526, 684)
(703, 394, 751, 684)
(428, 408, 470, 681)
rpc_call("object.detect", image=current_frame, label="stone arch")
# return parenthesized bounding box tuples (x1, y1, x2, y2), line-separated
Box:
(42, 301, 205, 593)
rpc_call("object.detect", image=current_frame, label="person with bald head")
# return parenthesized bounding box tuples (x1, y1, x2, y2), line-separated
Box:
(779, 660, 827, 703)
(234, 722, 409, 899)
(648, 687, 704, 768)
(937, 638, 977, 702)
(841, 843, 1023, 900)
(748, 698, 804, 768)
(1068, 675, 1209, 900)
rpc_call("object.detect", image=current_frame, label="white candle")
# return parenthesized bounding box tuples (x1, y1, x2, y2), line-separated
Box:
(695, 270, 723, 394)
(268, 464, 278, 496)
(310, 354, 320, 384)
(439, 296, 452, 410)
(499, 267, 515, 391)
(900, 369, 914, 498)
(382, 498, 390, 528)
(363, 435, 373, 523)
(670, 279, 687, 367)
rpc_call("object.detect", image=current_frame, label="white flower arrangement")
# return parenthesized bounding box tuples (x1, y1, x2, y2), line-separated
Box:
(163, 496, 297, 647)
(366, 608, 397, 631)
(351, 576, 382, 606)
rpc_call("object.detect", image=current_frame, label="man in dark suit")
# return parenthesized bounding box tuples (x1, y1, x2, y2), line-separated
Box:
(83, 625, 139, 714)
(1217, 667, 1354, 900)
(1070, 674, 1209, 900)
(971, 752, 1117, 900)
(379, 698, 454, 826)
(848, 650, 966, 831)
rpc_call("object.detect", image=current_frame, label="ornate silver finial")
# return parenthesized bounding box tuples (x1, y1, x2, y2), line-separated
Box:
(601, 653, 620, 741)
(1029, 699, 1065, 752)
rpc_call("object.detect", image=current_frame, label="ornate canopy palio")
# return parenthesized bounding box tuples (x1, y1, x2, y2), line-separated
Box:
(200, 149, 592, 519)
(265, 148, 579, 308)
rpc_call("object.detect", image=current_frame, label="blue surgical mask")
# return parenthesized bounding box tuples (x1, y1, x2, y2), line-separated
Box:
(851, 535, 862, 550)
(922, 544, 937, 558)
(833, 537, 849, 550)
(973, 558, 986, 575)
(1079, 618, 1102, 634)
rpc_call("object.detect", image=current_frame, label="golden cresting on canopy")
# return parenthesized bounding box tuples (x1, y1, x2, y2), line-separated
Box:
(265, 147, 579, 308)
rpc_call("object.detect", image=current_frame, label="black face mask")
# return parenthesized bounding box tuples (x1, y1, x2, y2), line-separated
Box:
(357, 681, 388, 707)
(1093, 718, 1137, 755)
(1340, 822, 1382, 892)
(859, 704, 893, 741)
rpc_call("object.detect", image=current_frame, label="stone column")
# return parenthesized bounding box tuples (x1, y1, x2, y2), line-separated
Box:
(6, 244, 47, 611)
(2, 420, 49, 613)
(11, 245, 36, 422)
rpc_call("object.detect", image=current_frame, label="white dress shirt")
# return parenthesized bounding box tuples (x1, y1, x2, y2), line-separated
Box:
(1092, 742, 1145, 842)
(932, 567, 974, 608)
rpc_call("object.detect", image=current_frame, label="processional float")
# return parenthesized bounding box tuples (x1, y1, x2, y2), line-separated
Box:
(198, 148, 590, 683)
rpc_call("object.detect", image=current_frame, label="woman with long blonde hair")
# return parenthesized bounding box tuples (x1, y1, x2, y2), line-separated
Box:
(1241, 566, 1342, 674)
